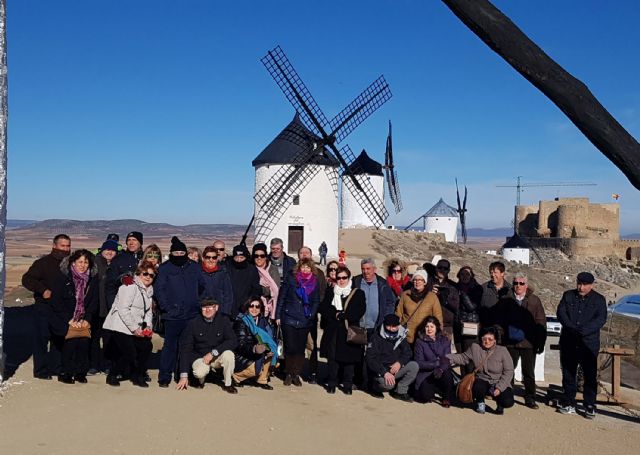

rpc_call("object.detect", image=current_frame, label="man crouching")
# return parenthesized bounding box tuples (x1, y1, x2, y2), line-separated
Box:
(177, 298, 238, 393)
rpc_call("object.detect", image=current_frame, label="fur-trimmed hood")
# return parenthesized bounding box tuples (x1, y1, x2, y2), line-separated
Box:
(59, 255, 99, 278)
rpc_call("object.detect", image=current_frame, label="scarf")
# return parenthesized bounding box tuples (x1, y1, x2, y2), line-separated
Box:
(70, 265, 90, 321)
(201, 261, 218, 273)
(332, 280, 352, 311)
(51, 248, 70, 260)
(295, 271, 317, 318)
(242, 314, 279, 367)
(257, 265, 279, 319)
(409, 286, 428, 303)
(169, 255, 188, 267)
(387, 275, 409, 298)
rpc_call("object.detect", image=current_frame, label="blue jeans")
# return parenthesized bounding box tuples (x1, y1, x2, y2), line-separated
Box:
(159, 319, 189, 383)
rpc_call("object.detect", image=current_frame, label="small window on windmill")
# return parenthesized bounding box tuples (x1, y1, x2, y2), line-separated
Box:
(293, 195, 300, 205)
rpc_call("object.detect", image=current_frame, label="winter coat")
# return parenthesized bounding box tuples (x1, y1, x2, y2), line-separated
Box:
(232, 315, 273, 372)
(21, 249, 68, 305)
(276, 271, 320, 329)
(498, 289, 547, 350)
(352, 274, 396, 328)
(226, 263, 262, 318)
(94, 254, 113, 318)
(557, 289, 607, 355)
(479, 280, 511, 327)
(435, 279, 460, 332)
(319, 288, 366, 364)
(448, 343, 514, 392)
(179, 313, 238, 374)
(49, 259, 100, 337)
(103, 277, 153, 336)
(105, 250, 143, 309)
(395, 290, 443, 344)
(155, 260, 206, 321)
(268, 253, 296, 285)
(365, 325, 413, 377)
(200, 266, 234, 317)
(414, 332, 452, 389)
(456, 279, 482, 324)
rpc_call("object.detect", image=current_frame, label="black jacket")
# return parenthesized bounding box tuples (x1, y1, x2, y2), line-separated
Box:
(479, 280, 512, 327)
(232, 315, 271, 372)
(351, 274, 396, 328)
(319, 288, 366, 364)
(226, 262, 262, 317)
(276, 271, 320, 328)
(200, 266, 234, 317)
(179, 313, 238, 374)
(365, 326, 412, 377)
(557, 289, 607, 355)
(49, 265, 100, 337)
(268, 253, 296, 286)
(21, 249, 68, 305)
(94, 254, 112, 318)
(155, 260, 206, 321)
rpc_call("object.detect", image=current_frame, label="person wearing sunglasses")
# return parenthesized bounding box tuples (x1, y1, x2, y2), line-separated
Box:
(141, 244, 163, 269)
(232, 298, 279, 390)
(325, 261, 340, 287)
(212, 240, 227, 264)
(252, 243, 280, 321)
(103, 261, 156, 387)
(199, 245, 234, 319)
(498, 273, 546, 409)
(319, 266, 366, 395)
(447, 326, 515, 415)
(386, 260, 410, 302)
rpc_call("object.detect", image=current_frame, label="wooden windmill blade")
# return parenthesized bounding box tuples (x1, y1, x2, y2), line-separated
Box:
(385, 120, 403, 213)
(455, 178, 468, 244)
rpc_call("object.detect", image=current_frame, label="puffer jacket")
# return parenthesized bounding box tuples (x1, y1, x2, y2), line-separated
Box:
(103, 276, 153, 335)
(232, 315, 272, 372)
(448, 343, 514, 392)
(414, 332, 451, 389)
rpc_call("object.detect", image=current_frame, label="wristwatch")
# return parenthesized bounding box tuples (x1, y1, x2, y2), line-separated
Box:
(211, 349, 219, 357)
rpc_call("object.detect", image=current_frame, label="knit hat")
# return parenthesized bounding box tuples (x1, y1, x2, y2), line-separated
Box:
(233, 244, 250, 258)
(100, 240, 119, 252)
(126, 231, 143, 245)
(170, 236, 187, 253)
(106, 233, 119, 242)
(252, 242, 268, 256)
(412, 269, 429, 283)
(383, 314, 400, 327)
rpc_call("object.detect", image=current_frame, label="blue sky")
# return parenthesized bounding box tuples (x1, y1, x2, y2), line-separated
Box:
(6, 1, 640, 232)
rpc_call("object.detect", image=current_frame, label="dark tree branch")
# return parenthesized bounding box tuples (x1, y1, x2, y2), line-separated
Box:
(441, 0, 640, 189)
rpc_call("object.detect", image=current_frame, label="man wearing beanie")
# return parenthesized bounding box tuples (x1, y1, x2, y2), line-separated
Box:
(365, 313, 418, 402)
(556, 272, 607, 419)
(155, 236, 207, 387)
(226, 244, 261, 319)
(105, 231, 144, 309)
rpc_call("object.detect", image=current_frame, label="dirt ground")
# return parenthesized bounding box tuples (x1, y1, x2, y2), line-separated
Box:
(2, 230, 639, 454)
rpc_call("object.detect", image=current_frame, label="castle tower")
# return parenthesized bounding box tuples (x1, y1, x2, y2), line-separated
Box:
(423, 198, 458, 242)
(252, 114, 339, 256)
(340, 150, 385, 228)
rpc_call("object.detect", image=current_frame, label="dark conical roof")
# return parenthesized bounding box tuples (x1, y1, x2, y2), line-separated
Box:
(252, 114, 339, 167)
(343, 149, 383, 176)
(424, 198, 458, 217)
(502, 233, 530, 249)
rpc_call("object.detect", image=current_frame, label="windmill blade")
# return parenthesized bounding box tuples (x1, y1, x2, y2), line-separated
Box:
(333, 144, 388, 227)
(455, 179, 468, 244)
(389, 169, 402, 213)
(384, 120, 402, 213)
(329, 75, 392, 144)
(261, 46, 330, 139)
(404, 214, 424, 231)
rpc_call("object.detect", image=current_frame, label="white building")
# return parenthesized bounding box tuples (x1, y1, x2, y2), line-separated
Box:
(423, 198, 459, 242)
(341, 150, 385, 229)
(502, 234, 531, 265)
(252, 114, 339, 256)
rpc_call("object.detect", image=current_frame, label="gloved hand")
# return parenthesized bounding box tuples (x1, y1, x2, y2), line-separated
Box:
(254, 344, 267, 354)
(121, 275, 134, 286)
(433, 368, 444, 379)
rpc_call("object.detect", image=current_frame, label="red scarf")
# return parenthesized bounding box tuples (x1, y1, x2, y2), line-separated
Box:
(387, 275, 409, 298)
(202, 262, 218, 273)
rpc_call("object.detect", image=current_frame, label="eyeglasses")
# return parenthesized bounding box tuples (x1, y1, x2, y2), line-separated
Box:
(214, 248, 226, 252)
(481, 336, 495, 342)
(392, 269, 402, 273)
(413, 278, 425, 283)
(171, 251, 186, 256)
(328, 267, 338, 272)
(142, 272, 155, 278)
(249, 303, 262, 309)
(204, 255, 218, 260)
(437, 266, 450, 271)
(336, 275, 349, 281)
(253, 253, 266, 258)
(512, 281, 526, 286)
(146, 253, 160, 258)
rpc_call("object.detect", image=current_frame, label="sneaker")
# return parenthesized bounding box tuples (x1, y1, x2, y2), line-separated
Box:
(584, 405, 596, 419)
(557, 405, 576, 415)
(475, 402, 486, 414)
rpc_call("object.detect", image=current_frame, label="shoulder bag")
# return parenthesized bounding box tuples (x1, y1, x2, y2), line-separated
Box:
(456, 348, 495, 404)
(343, 290, 367, 345)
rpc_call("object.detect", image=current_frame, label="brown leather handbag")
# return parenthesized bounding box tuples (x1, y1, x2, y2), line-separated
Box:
(65, 322, 91, 340)
(343, 291, 367, 345)
(456, 349, 494, 404)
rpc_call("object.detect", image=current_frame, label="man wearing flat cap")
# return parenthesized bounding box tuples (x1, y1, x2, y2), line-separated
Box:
(556, 272, 607, 419)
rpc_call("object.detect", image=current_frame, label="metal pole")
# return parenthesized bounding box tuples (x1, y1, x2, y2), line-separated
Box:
(0, 0, 8, 382)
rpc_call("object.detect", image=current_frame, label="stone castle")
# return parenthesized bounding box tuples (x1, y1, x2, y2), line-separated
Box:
(515, 197, 639, 258)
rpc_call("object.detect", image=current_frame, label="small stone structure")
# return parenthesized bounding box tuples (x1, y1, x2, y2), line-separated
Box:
(515, 197, 638, 258)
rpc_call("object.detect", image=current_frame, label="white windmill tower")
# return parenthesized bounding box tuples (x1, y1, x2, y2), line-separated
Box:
(341, 150, 385, 228)
(423, 198, 459, 242)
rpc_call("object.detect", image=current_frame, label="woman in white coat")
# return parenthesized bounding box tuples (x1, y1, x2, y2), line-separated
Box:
(103, 261, 156, 387)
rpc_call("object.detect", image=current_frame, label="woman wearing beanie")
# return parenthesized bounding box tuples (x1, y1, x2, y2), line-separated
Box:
(251, 243, 280, 321)
(319, 265, 366, 395)
(395, 269, 443, 345)
(275, 258, 320, 386)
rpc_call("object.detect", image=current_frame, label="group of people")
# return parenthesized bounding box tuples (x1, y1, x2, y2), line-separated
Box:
(22, 232, 607, 418)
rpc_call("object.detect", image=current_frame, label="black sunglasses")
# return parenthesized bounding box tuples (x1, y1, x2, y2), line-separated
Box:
(214, 248, 226, 252)
(512, 281, 526, 286)
(336, 275, 349, 280)
(253, 253, 267, 258)
(142, 272, 155, 278)
(249, 303, 262, 309)
(204, 255, 218, 260)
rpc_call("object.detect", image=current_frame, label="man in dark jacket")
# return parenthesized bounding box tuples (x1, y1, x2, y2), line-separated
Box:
(366, 314, 418, 401)
(155, 236, 207, 387)
(21, 233, 71, 379)
(479, 261, 511, 327)
(556, 272, 607, 419)
(105, 231, 144, 309)
(176, 298, 238, 394)
(226, 245, 261, 318)
(498, 272, 546, 409)
(268, 237, 296, 286)
(431, 259, 460, 346)
(199, 245, 234, 317)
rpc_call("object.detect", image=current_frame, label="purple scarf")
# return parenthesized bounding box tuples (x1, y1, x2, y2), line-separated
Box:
(295, 272, 317, 318)
(71, 265, 90, 321)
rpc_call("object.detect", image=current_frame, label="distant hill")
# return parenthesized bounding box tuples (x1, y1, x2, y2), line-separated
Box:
(466, 227, 512, 237)
(14, 219, 249, 239)
(623, 233, 640, 240)
(6, 219, 38, 229)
